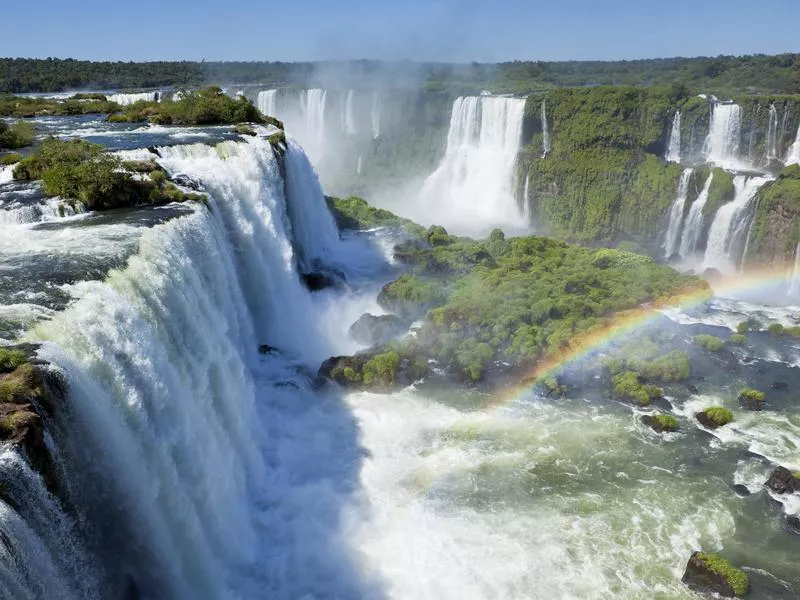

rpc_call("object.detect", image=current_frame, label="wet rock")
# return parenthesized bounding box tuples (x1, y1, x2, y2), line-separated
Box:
(765, 466, 800, 495)
(170, 174, 203, 191)
(301, 268, 345, 292)
(787, 516, 800, 534)
(682, 551, 749, 598)
(687, 384, 699, 394)
(258, 344, 278, 355)
(695, 407, 733, 429)
(738, 389, 765, 411)
(770, 381, 788, 391)
(731, 484, 751, 497)
(641, 413, 678, 433)
(349, 313, 406, 346)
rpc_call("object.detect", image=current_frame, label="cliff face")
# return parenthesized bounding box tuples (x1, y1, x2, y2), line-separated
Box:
(743, 166, 800, 269)
(518, 87, 800, 260)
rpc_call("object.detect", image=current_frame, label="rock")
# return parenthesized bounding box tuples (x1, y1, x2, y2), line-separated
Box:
(349, 313, 406, 346)
(695, 407, 733, 429)
(738, 389, 765, 411)
(702, 267, 723, 281)
(787, 516, 800, 534)
(687, 384, 699, 394)
(258, 344, 278, 355)
(301, 268, 345, 292)
(732, 484, 752, 497)
(667, 252, 682, 264)
(641, 413, 678, 433)
(170, 174, 203, 191)
(765, 466, 800, 495)
(770, 381, 788, 391)
(682, 551, 749, 598)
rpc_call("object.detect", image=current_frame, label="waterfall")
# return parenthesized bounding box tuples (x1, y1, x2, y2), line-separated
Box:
(665, 111, 681, 163)
(780, 107, 791, 153)
(371, 92, 381, 139)
(765, 104, 779, 162)
(256, 90, 278, 117)
(357, 155, 363, 175)
(703, 176, 768, 272)
(541, 100, 551, 157)
(419, 96, 527, 235)
(155, 135, 336, 355)
(107, 92, 159, 106)
(748, 104, 760, 162)
(703, 102, 741, 167)
(678, 172, 714, 256)
(522, 171, 531, 222)
(663, 168, 693, 258)
(343, 90, 357, 135)
(789, 244, 800, 295)
(301, 89, 327, 143)
(786, 125, 800, 166)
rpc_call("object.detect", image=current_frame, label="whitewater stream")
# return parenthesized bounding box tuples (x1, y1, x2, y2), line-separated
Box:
(0, 116, 798, 599)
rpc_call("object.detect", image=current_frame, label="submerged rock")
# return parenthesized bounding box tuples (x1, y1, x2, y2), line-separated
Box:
(765, 466, 800, 495)
(349, 313, 406, 346)
(682, 551, 749, 598)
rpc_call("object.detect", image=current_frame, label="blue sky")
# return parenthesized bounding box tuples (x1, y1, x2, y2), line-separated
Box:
(2, 0, 799, 62)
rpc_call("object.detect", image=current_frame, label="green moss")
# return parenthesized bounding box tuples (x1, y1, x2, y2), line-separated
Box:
(1, 152, 23, 165)
(234, 123, 256, 136)
(612, 371, 662, 406)
(0, 364, 39, 404)
(326, 195, 426, 238)
(695, 553, 749, 597)
(768, 323, 786, 336)
(703, 168, 735, 218)
(362, 351, 401, 388)
(427, 225, 455, 247)
(738, 388, 765, 405)
(729, 333, 747, 344)
(693, 334, 724, 352)
(654, 413, 678, 431)
(0, 348, 26, 373)
(737, 319, 759, 333)
(702, 406, 734, 426)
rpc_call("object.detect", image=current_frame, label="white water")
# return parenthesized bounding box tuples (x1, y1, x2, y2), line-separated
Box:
(302, 89, 327, 145)
(786, 125, 800, 166)
(704, 102, 741, 168)
(522, 171, 531, 223)
(678, 172, 714, 257)
(107, 91, 160, 106)
(541, 99, 551, 157)
(419, 96, 527, 236)
(703, 176, 768, 272)
(256, 89, 278, 117)
(765, 104, 779, 163)
(357, 155, 363, 175)
(343, 90, 357, 135)
(666, 111, 681, 163)
(663, 168, 693, 258)
(371, 91, 381, 139)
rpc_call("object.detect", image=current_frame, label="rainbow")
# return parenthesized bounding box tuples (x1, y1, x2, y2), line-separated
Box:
(492, 266, 800, 407)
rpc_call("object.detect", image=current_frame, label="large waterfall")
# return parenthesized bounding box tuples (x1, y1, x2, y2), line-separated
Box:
(256, 90, 278, 117)
(662, 168, 693, 258)
(342, 90, 357, 136)
(787, 124, 800, 166)
(678, 172, 714, 257)
(665, 111, 681, 163)
(765, 104, 779, 163)
(107, 91, 161, 106)
(541, 99, 551, 157)
(419, 95, 527, 235)
(703, 176, 767, 272)
(704, 102, 741, 167)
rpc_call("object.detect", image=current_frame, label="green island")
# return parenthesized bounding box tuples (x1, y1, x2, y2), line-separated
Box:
(683, 552, 750, 598)
(321, 197, 708, 390)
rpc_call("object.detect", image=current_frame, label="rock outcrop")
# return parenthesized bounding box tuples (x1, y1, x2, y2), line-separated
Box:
(682, 551, 749, 598)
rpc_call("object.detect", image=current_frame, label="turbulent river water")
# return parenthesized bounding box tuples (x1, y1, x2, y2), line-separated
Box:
(0, 116, 799, 599)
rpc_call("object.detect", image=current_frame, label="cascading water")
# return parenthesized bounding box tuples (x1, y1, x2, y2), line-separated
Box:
(786, 124, 800, 166)
(748, 104, 760, 162)
(521, 171, 531, 222)
(257, 90, 278, 117)
(703, 102, 741, 168)
(371, 92, 381, 139)
(541, 99, 551, 157)
(703, 176, 768, 272)
(419, 96, 527, 235)
(665, 111, 681, 163)
(765, 104, 779, 163)
(663, 168, 693, 258)
(678, 172, 714, 257)
(788, 244, 800, 295)
(301, 89, 328, 145)
(107, 92, 160, 106)
(343, 90, 357, 135)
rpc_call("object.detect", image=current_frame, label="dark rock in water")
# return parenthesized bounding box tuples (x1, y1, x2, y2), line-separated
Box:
(738, 389, 765, 411)
(687, 384, 699, 394)
(349, 313, 406, 346)
(667, 252, 682, 264)
(682, 551, 749, 598)
(147, 146, 161, 157)
(771, 381, 788, 391)
(258, 344, 278, 355)
(731, 484, 752, 497)
(765, 466, 800, 495)
(302, 271, 337, 291)
(702, 267, 723, 281)
(641, 413, 678, 433)
(787, 516, 800, 534)
(170, 174, 203, 191)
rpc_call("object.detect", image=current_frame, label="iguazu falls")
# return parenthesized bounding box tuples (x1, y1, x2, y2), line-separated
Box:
(2, 6, 800, 599)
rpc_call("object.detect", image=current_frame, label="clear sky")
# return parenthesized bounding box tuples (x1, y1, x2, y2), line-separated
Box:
(2, 0, 799, 62)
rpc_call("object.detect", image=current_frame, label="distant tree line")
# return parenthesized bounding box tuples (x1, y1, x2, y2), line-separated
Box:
(2, 54, 799, 95)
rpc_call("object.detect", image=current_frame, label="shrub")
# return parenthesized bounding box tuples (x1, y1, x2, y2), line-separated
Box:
(702, 406, 733, 426)
(654, 413, 678, 431)
(695, 553, 749, 597)
(738, 388, 765, 410)
(0, 152, 22, 165)
(0, 121, 35, 150)
(768, 323, 786, 336)
(729, 333, 747, 344)
(0, 348, 26, 373)
(693, 334, 724, 352)
(362, 351, 401, 388)
(612, 371, 661, 405)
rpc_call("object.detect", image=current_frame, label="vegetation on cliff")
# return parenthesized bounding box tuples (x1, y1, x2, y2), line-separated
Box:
(325, 195, 427, 238)
(13, 138, 205, 210)
(107, 87, 265, 126)
(743, 165, 800, 268)
(320, 204, 708, 389)
(0, 94, 122, 118)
